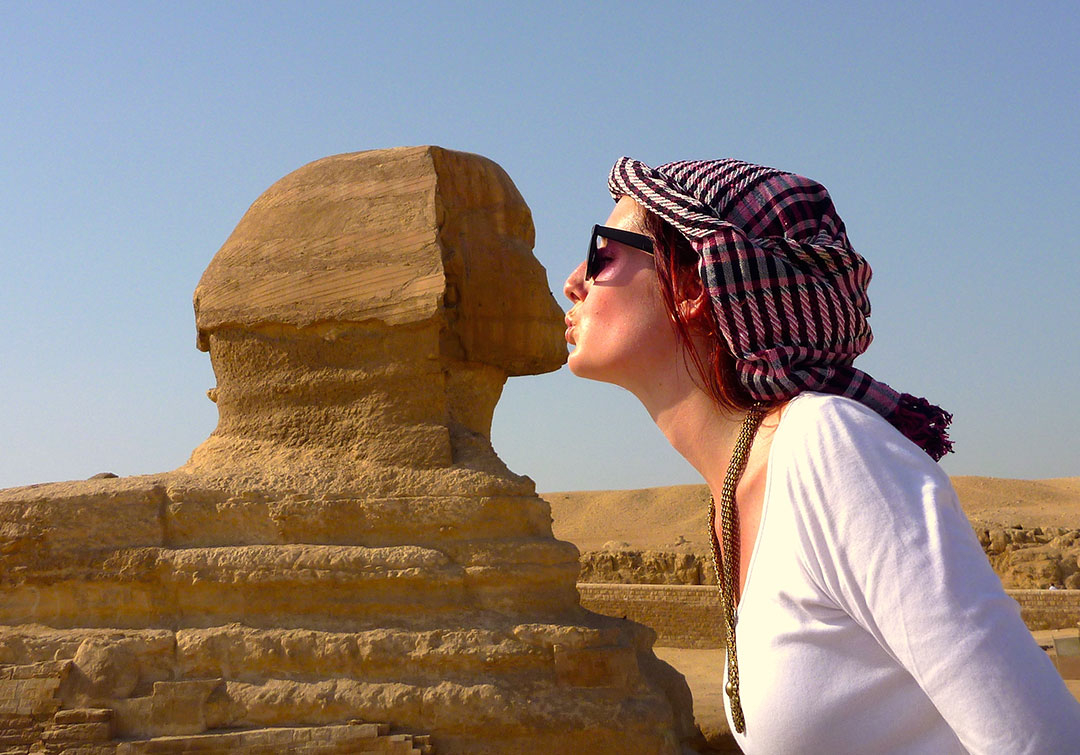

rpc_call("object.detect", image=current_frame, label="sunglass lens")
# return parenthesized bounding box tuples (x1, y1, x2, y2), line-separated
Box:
(586, 228, 601, 280)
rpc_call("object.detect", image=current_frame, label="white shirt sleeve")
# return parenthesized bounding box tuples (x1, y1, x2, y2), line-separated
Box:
(786, 396, 1080, 754)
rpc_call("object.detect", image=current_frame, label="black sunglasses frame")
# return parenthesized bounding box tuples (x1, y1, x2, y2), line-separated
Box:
(586, 224, 655, 280)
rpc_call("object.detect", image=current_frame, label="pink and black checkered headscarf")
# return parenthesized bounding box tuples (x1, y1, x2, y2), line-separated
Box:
(609, 156, 953, 460)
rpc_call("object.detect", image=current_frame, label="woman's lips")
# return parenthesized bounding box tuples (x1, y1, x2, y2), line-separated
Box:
(564, 315, 575, 345)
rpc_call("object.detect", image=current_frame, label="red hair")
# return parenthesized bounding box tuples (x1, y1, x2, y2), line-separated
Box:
(640, 208, 766, 414)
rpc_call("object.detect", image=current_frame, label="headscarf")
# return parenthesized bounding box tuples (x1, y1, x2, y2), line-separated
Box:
(608, 156, 953, 460)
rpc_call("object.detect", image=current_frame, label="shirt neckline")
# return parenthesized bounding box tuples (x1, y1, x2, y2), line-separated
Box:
(736, 392, 813, 611)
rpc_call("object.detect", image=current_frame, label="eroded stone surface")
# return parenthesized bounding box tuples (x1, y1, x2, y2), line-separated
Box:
(0, 148, 699, 754)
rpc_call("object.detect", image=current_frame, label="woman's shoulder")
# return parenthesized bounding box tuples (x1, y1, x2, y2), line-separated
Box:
(780, 390, 901, 438)
(767, 393, 969, 607)
(777, 392, 944, 470)
(770, 391, 955, 520)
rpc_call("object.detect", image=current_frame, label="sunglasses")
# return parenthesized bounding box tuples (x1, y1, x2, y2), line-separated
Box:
(586, 224, 655, 280)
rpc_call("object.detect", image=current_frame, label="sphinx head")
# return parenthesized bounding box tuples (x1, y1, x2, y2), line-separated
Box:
(188, 147, 566, 478)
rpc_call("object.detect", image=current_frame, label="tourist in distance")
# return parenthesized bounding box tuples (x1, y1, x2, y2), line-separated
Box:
(562, 156, 1080, 753)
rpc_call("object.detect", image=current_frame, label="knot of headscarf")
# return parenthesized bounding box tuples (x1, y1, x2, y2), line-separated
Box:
(608, 156, 953, 461)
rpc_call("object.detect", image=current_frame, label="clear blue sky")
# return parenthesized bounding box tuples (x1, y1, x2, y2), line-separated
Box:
(2, 1, 1077, 492)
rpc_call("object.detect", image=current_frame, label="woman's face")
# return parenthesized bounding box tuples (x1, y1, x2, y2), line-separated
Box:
(563, 196, 679, 390)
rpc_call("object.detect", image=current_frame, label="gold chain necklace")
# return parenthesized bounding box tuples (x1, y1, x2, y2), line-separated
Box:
(708, 401, 767, 735)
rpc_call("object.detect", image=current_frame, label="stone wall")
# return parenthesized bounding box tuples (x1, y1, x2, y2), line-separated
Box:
(1010, 589, 1080, 631)
(579, 528, 1080, 590)
(578, 585, 724, 649)
(578, 584, 1080, 648)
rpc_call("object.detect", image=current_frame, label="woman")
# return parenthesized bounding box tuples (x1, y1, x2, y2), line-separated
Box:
(563, 157, 1080, 753)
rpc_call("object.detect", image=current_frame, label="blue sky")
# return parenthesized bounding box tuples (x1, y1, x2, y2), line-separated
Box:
(2, 1, 1077, 492)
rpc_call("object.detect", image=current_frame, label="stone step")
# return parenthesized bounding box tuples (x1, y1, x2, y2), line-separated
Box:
(0, 540, 580, 629)
(107, 677, 669, 747)
(165, 495, 553, 549)
(114, 722, 429, 754)
(0, 491, 553, 556)
(173, 623, 633, 685)
(0, 620, 640, 691)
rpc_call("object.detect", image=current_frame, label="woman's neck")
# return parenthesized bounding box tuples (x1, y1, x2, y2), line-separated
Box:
(628, 359, 746, 494)
(628, 354, 784, 501)
(626, 348, 786, 601)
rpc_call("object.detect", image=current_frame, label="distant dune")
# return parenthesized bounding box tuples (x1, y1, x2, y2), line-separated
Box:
(951, 476, 1080, 529)
(543, 476, 1080, 553)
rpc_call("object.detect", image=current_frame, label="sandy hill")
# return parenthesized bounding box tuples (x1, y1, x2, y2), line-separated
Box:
(543, 476, 1080, 553)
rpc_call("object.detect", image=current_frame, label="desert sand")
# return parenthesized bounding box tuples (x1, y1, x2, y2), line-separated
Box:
(544, 476, 1080, 553)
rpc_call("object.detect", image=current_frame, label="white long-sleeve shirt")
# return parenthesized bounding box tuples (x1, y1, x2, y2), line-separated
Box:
(727, 392, 1080, 753)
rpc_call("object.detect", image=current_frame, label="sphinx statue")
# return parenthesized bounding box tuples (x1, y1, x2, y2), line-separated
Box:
(0, 147, 699, 754)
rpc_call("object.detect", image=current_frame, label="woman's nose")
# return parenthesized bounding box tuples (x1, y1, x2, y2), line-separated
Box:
(564, 260, 587, 303)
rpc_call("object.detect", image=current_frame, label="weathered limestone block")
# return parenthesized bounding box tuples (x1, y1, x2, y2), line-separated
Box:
(71, 638, 139, 699)
(0, 148, 699, 754)
(579, 549, 715, 586)
(41, 707, 114, 749)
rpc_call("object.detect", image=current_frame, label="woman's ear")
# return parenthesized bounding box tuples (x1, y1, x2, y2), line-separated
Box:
(675, 272, 709, 322)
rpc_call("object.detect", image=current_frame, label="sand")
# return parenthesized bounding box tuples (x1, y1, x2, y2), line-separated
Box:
(951, 476, 1080, 529)
(543, 476, 1080, 552)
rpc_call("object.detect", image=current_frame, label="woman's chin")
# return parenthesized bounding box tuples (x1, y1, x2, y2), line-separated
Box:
(567, 353, 624, 387)
(566, 351, 585, 377)
(566, 351, 599, 380)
